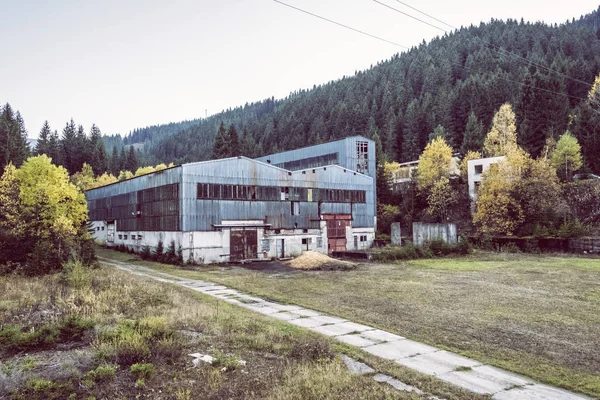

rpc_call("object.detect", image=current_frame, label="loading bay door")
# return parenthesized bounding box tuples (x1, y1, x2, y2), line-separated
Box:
(230, 229, 258, 261)
(324, 214, 351, 253)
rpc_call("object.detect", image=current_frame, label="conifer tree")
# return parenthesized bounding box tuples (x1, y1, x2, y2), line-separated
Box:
(240, 126, 256, 157)
(89, 124, 107, 175)
(211, 121, 229, 159)
(118, 147, 127, 172)
(61, 119, 78, 174)
(227, 124, 240, 157)
(0, 104, 29, 174)
(48, 130, 61, 165)
(124, 146, 138, 172)
(460, 111, 485, 156)
(110, 146, 119, 175)
(36, 121, 52, 156)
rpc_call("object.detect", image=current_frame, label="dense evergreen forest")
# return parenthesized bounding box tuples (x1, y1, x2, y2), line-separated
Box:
(0, 105, 141, 179)
(113, 7, 600, 171)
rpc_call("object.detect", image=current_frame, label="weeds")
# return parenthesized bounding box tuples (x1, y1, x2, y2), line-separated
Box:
(371, 239, 472, 262)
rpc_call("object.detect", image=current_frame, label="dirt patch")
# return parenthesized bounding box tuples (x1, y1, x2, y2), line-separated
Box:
(236, 261, 297, 273)
(284, 251, 356, 271)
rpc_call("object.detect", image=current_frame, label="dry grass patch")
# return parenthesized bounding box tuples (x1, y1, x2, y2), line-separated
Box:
(106, 247, 600, 398)
(2, 260, 438, 399)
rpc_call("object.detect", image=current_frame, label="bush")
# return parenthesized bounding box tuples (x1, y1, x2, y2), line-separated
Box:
(60, 260, 92, 289)
(86, 364, 118, 382)
(153, 240, 164, 262)
(371, 239, 470, 262)
(557, 219, 585, 238)
(140, 245, 152, 260)
(130, 362, 154, 379)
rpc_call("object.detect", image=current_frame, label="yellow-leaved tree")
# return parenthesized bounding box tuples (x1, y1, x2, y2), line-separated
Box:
(417, 136, 457, 221)
(473, 161, 524, 236)
(550, 131, 583, 181)
(0, 155, 90, 274)
(474, 105, 529, 235)
(483, 104, 518, 157)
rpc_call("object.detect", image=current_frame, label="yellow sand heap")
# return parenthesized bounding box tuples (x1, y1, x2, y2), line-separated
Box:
(285, 251, 355, 270)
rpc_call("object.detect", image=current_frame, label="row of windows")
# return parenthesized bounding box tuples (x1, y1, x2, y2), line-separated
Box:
(88, 184, 181, 231)
(117, 216, 180, 232)
(88, 183, 179, 210)
(273, 152, 339, 171)
(197, 183, 366, 203)
(89, 200, 179, 221)
(118, 234, 143, 240)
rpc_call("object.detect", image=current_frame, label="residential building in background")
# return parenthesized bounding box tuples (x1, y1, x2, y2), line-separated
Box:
(467, 156, 506, 202)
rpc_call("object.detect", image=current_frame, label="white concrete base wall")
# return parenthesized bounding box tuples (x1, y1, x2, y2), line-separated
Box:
(346, 227, 375, 251)
(91, 221, 375, 264)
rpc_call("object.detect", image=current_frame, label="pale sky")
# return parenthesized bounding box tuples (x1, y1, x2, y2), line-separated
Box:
(1, 0, 598, 138)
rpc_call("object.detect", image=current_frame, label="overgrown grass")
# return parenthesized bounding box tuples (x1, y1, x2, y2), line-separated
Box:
(2, 255, 477, 399)
(98, 247, 600, 398)
(371, 239, 472, 262)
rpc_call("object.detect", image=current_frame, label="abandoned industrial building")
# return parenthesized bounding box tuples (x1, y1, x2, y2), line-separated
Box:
(86, 136, 376, 263)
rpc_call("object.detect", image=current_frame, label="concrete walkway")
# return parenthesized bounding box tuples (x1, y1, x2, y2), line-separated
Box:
(100, 257, 590, 400)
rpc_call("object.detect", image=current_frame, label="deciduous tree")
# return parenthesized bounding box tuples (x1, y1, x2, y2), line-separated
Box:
(0, 156, 89, 273)
(483, 104, 518, 157)
(550, 131, 583, 180)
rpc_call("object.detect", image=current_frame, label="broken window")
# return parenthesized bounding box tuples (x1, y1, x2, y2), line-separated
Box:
(356, 141, 369, 173)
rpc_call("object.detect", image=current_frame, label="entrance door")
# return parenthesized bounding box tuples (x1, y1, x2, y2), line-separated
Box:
(275, 239, 285, 258)
(230, 229, 258, 261)
(323, 214, 351, 253)
(107, 221, 115, 243)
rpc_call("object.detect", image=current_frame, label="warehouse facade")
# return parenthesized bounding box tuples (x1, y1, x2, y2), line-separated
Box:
(86, 137, 376, 263)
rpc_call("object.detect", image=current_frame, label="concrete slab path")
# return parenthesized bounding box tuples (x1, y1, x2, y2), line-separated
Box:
(100, 257, 591, 400)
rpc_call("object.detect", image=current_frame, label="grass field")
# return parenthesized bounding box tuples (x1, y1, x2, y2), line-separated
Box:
(0, 259, 489, 400)
(97, 248, 600, 398)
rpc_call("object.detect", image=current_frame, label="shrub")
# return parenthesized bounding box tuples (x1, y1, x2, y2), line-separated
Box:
(500, 242, 521, 253)
(130, 362, 154, 379)
(140, 245, 152, 260)
(97, 323, 151, 367)
(58, 315, 94, 342)
(153, 240, 164, 262)
(136, 316, 173, 341)
(165, 240, 177, 264)
(557, 218, 585, 238)
(60, 260, 92, 289)
(372, 239, 471, 262)
(86, 364, 118, 382)
(371, 245, 419, 262)
(176, 244, 184, 265)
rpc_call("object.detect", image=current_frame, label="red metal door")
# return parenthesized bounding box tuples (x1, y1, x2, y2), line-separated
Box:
(324, 214, 351, 253)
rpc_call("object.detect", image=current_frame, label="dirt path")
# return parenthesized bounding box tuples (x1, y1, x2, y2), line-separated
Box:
(99, 256, 591, 400)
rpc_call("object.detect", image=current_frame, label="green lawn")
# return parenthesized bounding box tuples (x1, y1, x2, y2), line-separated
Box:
(97, 248, 600, 398)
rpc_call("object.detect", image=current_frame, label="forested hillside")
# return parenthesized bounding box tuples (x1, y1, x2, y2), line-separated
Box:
(125, 8, 600, 169)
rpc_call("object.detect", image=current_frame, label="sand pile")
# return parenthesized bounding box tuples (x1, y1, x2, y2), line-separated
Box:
(285, 251, 355, 270)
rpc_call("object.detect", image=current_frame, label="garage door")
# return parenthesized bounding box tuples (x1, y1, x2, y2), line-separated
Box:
(230, 229, 258, 261)
(324, 214, 351, 253)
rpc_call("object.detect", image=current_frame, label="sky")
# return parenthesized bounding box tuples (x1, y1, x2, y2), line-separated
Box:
(1, 0, 598, 139)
